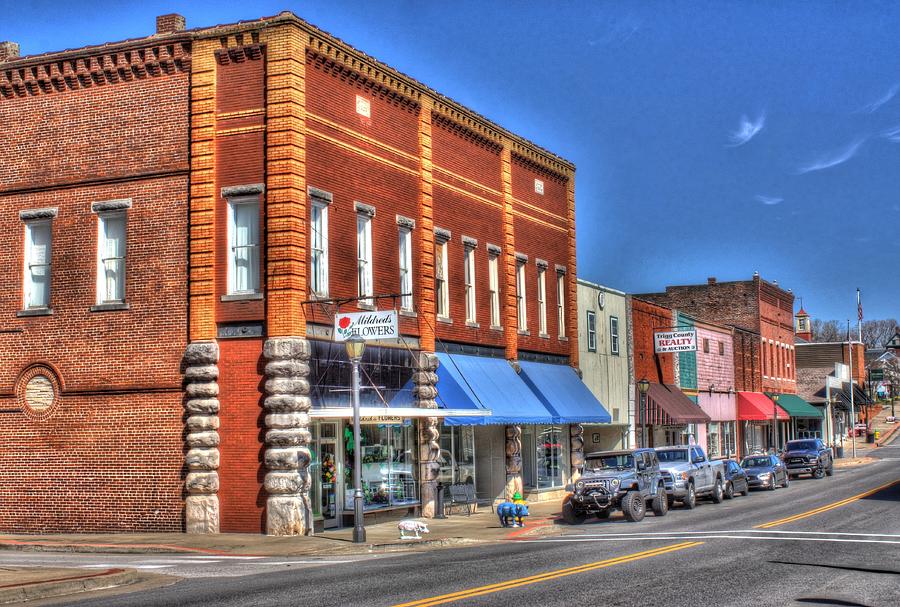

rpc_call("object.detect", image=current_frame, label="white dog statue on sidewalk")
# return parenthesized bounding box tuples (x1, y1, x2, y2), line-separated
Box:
(398, 519, 430, 540)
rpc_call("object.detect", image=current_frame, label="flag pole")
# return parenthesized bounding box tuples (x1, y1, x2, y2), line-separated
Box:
(857, 288, 862, 343)
(848, 319, 857, 459)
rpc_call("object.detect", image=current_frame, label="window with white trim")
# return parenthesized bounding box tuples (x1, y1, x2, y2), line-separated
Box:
(97, 213, 126, 304)
(556, 271, 566, 338)
(488, 250, 500, 327)
(435, 240, 449, 318)
(516, 258, 527, 331)
(464, 244, 476, 323)
(537, 266, 547, 335)
(23, 221, 52, 309)
(586, 310, 597, 352)
(357, 213, 373, 305)
(310, 200, 329, 297)
(398, 226, 413, 311)
(610, 316, 620, 355)
(227, 197, 260, 294)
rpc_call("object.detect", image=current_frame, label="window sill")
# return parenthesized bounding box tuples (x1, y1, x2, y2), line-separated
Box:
(558, 336, 569, 342)
(17, 307, 53, 317)
(437, 316, 453, 325)
(466, 321, 480, 329)
(538, 332, 550, 339)
(357, 302, 376, 311)
(490, 325, 503, 332)
(400, 309, 417, 318)
(308, 293, 330, 302)
(221, 293, 263, 302)
(90, 302, 130, 312)
(517, 329, 530, 336)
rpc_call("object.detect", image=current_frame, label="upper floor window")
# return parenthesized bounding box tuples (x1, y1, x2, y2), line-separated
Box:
(556, 270, 566, 338)
(464, 240, 476, 324)
(398, 223, 413, 312)
(227, 196, 260, 294)
(586, 310, 597, 352)
(515, 256, 527, 331)
(435, 229, 450, 318)
(537, 263, 547, 335)
(356, 207, 374, 305)
(97, 213, 127, 304)
(610, 316, 620, 355)
(309, 191, 330, 297)
(23, 218, 53, 309)
(719, 341, 725, 356)
(703, 338, 710, 354)
(488, 247, 500, 328)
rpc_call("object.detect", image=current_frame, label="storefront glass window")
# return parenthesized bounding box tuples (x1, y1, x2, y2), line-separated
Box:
(523, 425, 566, 490)
(438, 426, 476, 486)
(707, 422, 720, 458)
(344, 422, 418, 510)
(722, 421, 736, 457)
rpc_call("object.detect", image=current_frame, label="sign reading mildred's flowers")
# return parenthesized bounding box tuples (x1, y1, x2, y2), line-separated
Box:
(654, 330, 698, 353)
(334, 310, 399, 341)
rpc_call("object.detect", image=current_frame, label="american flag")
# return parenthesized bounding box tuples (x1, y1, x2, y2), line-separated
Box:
(858, 290, 863, 322)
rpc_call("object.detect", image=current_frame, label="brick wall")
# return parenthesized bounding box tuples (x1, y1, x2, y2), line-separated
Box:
(0, 43, 189, 532)
(732, 326, 762, 392)
(631, 298, 675, 385)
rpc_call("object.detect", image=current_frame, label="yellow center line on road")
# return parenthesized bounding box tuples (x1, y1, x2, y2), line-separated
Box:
(756, 478, 900, 529)
(390, 541, 703, 607)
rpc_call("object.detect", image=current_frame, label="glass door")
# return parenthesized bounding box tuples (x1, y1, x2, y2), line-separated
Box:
(318, 422, 341, 528)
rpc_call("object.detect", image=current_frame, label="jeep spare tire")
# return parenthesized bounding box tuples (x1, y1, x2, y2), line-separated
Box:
(622, 490, 646, 522)
(562, 495, 587, 525)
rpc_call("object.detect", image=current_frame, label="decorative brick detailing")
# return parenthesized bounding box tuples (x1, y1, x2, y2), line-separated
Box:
(0, 43, 191, 100)
(414, 352, 440, 517)
(417, 97, 437, 352)
(505, 425, 523, 499)
(15, 364, 62, 421)
(570, 424, 585, 481)
(500, 145, 519, 361)
(183, 341, 220, 534)
(19, 207, 58, 221)
(263, 337, 312, 536)
(565, 172, 578, 366)
(91, 199, 132, 213)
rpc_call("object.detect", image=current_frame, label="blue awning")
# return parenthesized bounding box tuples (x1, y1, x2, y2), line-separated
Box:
(517, 361, 612, 424)
(435, 352, 555, 425)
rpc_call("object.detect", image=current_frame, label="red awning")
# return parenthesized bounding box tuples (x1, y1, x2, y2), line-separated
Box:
(738, 392, 790, 421)
(644, 384, 711, 424)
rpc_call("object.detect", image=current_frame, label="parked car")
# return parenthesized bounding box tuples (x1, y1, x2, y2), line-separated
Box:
(782, 439, 834, 479)
(562, 448, 668, 524)
(740, 454, 789, 490)
(656, 445, 726, 508)
(722, 459, 750, 498)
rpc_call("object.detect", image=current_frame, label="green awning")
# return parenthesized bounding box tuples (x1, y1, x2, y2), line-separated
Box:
(766, 393, 823, 418)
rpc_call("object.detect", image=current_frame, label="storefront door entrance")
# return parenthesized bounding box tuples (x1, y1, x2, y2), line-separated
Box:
(317, 422, 342, 529)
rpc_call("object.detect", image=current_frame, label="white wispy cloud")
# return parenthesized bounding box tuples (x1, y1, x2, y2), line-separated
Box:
(728, 113, 765, 147)
(797, 138, 865, 174)
(858, 83, 899, 113)
(755, 195, 783, 206)
(881, 124, 900, 142)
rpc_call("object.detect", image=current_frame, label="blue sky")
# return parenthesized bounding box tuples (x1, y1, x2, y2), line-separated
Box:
(6, 1, 899, 321)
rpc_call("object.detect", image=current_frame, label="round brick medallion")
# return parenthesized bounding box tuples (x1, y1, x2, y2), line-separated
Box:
(16, 365, 61, 420)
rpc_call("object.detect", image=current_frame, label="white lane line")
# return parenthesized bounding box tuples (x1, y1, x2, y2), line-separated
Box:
(137, 559, 222, 564)
(133, 565, 175, 570)
(245, 560, 356, 565)
(525, 535, 900, 545)
(80, 564, 116, 569)
(565, 530, 900, 538)
(191, 555, 263, 560)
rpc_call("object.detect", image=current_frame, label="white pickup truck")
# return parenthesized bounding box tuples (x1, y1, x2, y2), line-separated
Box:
(655, 445, 726, 508)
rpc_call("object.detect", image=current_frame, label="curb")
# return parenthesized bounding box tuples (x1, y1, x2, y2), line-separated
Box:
(0, 568, 137, 605)
(0, 540, 228, 556)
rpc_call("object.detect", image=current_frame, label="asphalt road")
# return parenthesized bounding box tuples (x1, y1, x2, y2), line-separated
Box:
(43, 445, 900, 607)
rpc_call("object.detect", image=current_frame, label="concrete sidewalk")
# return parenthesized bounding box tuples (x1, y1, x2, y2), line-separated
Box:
(0, 500, 562, 558)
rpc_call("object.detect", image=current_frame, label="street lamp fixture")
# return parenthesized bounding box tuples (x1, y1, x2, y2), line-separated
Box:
(637, 378, 650, 448)
(345, 334, 366, 544)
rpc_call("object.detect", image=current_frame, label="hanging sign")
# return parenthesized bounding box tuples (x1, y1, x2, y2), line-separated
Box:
(654, 330, 698, 353)
(334, 310, 398, 341)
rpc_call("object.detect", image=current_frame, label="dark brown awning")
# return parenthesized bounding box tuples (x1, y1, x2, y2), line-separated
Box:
(642, 383, 711, 425)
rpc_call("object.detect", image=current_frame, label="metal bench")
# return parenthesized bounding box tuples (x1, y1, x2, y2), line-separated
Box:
(444, 483, 477, 516)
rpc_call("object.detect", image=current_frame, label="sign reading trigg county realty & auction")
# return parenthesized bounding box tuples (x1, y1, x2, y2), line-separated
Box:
(334, 310, 398, 341)
(654, 330, 698, 353)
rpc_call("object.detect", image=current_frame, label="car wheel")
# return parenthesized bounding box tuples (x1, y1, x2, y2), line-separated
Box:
(768, 476, 777, 491)
(652, 485, 669, 517)
(711, 478, 725, 503)
(741, 481, 751, 496)
(622, 490, 646, 522)
(596, 508, 611, 520)
(562, 495, 587, 525)
(724, 481, 734, 500)
(825, 465, 834, 477)
(782, 473, 790, 488)
(813, 467, 825, 479)
(682, 482, 697, 509)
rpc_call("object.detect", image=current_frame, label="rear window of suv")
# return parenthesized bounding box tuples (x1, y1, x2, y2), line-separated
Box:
(656, 450, 688, 462)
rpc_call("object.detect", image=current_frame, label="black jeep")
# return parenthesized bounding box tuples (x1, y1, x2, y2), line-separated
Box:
(562, 448, 668, 523)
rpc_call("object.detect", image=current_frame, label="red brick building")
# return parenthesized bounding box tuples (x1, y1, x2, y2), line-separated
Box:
(1, 12, 602, 534)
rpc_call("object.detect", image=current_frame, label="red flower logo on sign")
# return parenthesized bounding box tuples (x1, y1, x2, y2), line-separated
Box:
(338, 317, 351, 329)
